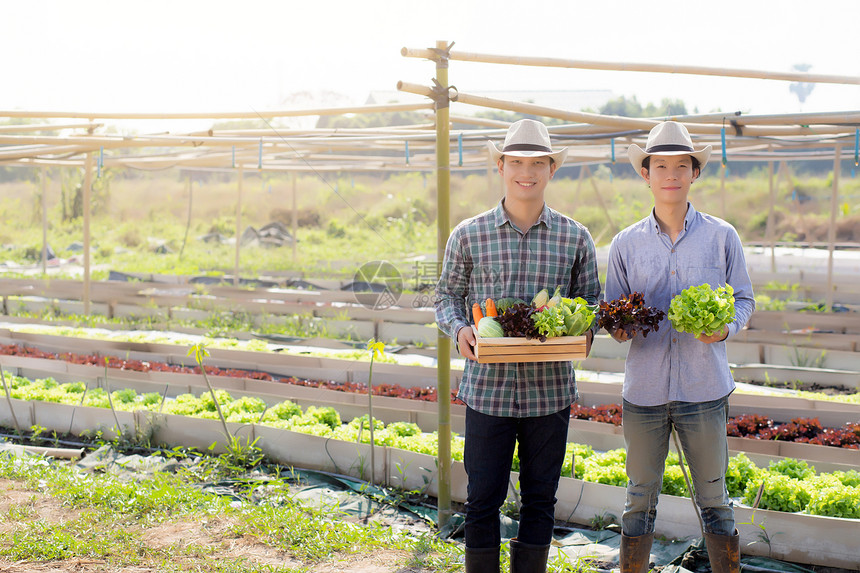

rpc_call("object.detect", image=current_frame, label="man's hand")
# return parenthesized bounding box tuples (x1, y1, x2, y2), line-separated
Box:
(696, 325, 729, 344)
(457, 325, 478, 361)
(610, 328, 634, 343)
(585, 329, 594, 356)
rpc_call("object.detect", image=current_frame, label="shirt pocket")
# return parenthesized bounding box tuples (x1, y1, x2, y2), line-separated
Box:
(629, 253, 668, 294)
(471, 262, 505, 301)
(682, 266, 723, 289)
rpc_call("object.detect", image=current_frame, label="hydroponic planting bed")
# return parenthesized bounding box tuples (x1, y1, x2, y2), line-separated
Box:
(0, 306, 859, 567)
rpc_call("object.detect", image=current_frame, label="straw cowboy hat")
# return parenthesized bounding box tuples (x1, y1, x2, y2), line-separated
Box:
(488, 119, 568, 165)
(627, 121, 711, 171)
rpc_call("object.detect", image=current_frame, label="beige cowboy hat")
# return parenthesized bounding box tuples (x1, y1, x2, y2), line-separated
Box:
(628, 121, 712, 171)
(488, 119, 568, 165)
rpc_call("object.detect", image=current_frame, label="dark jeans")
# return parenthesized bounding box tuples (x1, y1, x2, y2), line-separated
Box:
(463, 405, 571, 549)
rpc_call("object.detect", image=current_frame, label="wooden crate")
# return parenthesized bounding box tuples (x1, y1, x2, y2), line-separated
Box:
(472, 326, 587, 364)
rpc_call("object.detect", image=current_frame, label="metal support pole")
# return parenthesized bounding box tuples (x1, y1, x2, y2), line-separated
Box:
(826, 145, 841, 312)
(434, 39, 453, 530)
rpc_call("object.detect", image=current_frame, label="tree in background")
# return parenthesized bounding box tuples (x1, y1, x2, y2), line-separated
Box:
(595, 95, 689, 118)
(789, 63, 815, 110)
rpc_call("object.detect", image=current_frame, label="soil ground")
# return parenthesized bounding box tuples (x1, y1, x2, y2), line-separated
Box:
(0, 478, 431, 573)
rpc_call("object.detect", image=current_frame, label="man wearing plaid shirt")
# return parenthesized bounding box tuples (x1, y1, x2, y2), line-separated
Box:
(435, 119, 601, 573)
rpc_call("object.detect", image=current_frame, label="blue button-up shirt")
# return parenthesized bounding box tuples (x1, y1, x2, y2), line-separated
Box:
(603, 203, 755, 407)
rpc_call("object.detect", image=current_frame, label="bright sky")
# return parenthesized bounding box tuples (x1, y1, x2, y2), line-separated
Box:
(3, 0, 859, 131)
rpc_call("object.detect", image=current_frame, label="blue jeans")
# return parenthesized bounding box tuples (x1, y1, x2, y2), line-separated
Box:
(463, 405, 571, 549)
(622, 397, 734, 537)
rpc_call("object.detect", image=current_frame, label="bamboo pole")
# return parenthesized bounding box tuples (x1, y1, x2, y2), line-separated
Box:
(41, 166, 48, 275)
(827, 146, 841, 312)
(235, 166, 243, 287)
(0, 102, 434, 121)
(0, 122, 103, 133)
(434, 40, 453, 531)
(397, 83, 859, 137)
(400, 47, 860, 85)
(83, 152, 93, 315)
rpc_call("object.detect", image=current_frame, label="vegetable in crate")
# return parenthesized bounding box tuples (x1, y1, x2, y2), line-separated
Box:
(597, 292, 665, 338)
(495, 297, 526, 313)
(496, 302, 542, 340)
(472, 303, 484, 325)
(532, 296, 595, 338)
(477, 316, 505, 338)
(532, 305, 567, 338)
(562, 297, 596, 336)
(669, 283, 735, 337)
(485, 298, 498, 317)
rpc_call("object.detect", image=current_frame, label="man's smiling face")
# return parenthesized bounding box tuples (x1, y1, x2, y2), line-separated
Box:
(498, 155, 556, 201)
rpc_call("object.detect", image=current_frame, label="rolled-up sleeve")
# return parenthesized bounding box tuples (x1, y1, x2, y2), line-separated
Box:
(725, 229, 756, 338)
(435, 226, 472, 342)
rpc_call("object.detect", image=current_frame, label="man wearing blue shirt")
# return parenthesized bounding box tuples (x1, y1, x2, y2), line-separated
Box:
(604, 121, 754, 573)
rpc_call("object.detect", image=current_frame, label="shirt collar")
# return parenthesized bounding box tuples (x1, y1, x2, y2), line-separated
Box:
(648, 202, 697, 233)
(495, 199, 552, 230)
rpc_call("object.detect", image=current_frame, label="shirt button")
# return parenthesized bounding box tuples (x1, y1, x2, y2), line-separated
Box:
(673, 338, 677, 343)
(671, 248, 675, 253)
(671, 270, 675, 275)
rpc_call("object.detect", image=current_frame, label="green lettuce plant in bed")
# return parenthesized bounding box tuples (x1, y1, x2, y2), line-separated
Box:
(6, 373, 860, 519)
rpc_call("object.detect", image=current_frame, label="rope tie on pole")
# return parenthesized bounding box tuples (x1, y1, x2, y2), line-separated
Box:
(258, 139, 263, 169)
(97, 146, 104, 178)
(721, 122, 728, 168)
(610, 138, 615, 163)
(405, 141, 410, 165)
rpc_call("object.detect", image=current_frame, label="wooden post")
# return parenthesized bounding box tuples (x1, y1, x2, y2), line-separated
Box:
(41, 166, 48, 275)
(765, 148, 776, 272)
(826, 145, 841, 312)
(83, 153, 93, 315)
(179, 175, 192, 258)
(575, 164, 588, 204)
(588, 169, 619, 236)
(235, 165, 243, 287)
(434, 39, 453, 530)
(487, 155, 495, 203)
(292, 172, 298, 262)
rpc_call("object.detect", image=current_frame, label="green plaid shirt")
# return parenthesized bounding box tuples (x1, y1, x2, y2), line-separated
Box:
(435, 200, 601, 417)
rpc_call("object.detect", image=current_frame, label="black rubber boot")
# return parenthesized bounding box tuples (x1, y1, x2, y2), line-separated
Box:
(620, 532, 654, 573)
(509, 538, 550, 573)
(465, 546, 500, 573)
(704, 529, 740, 573)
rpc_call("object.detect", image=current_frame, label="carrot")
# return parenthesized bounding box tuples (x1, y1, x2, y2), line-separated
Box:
(485, 298, 498, 318)
(472, 302, 484, 324)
